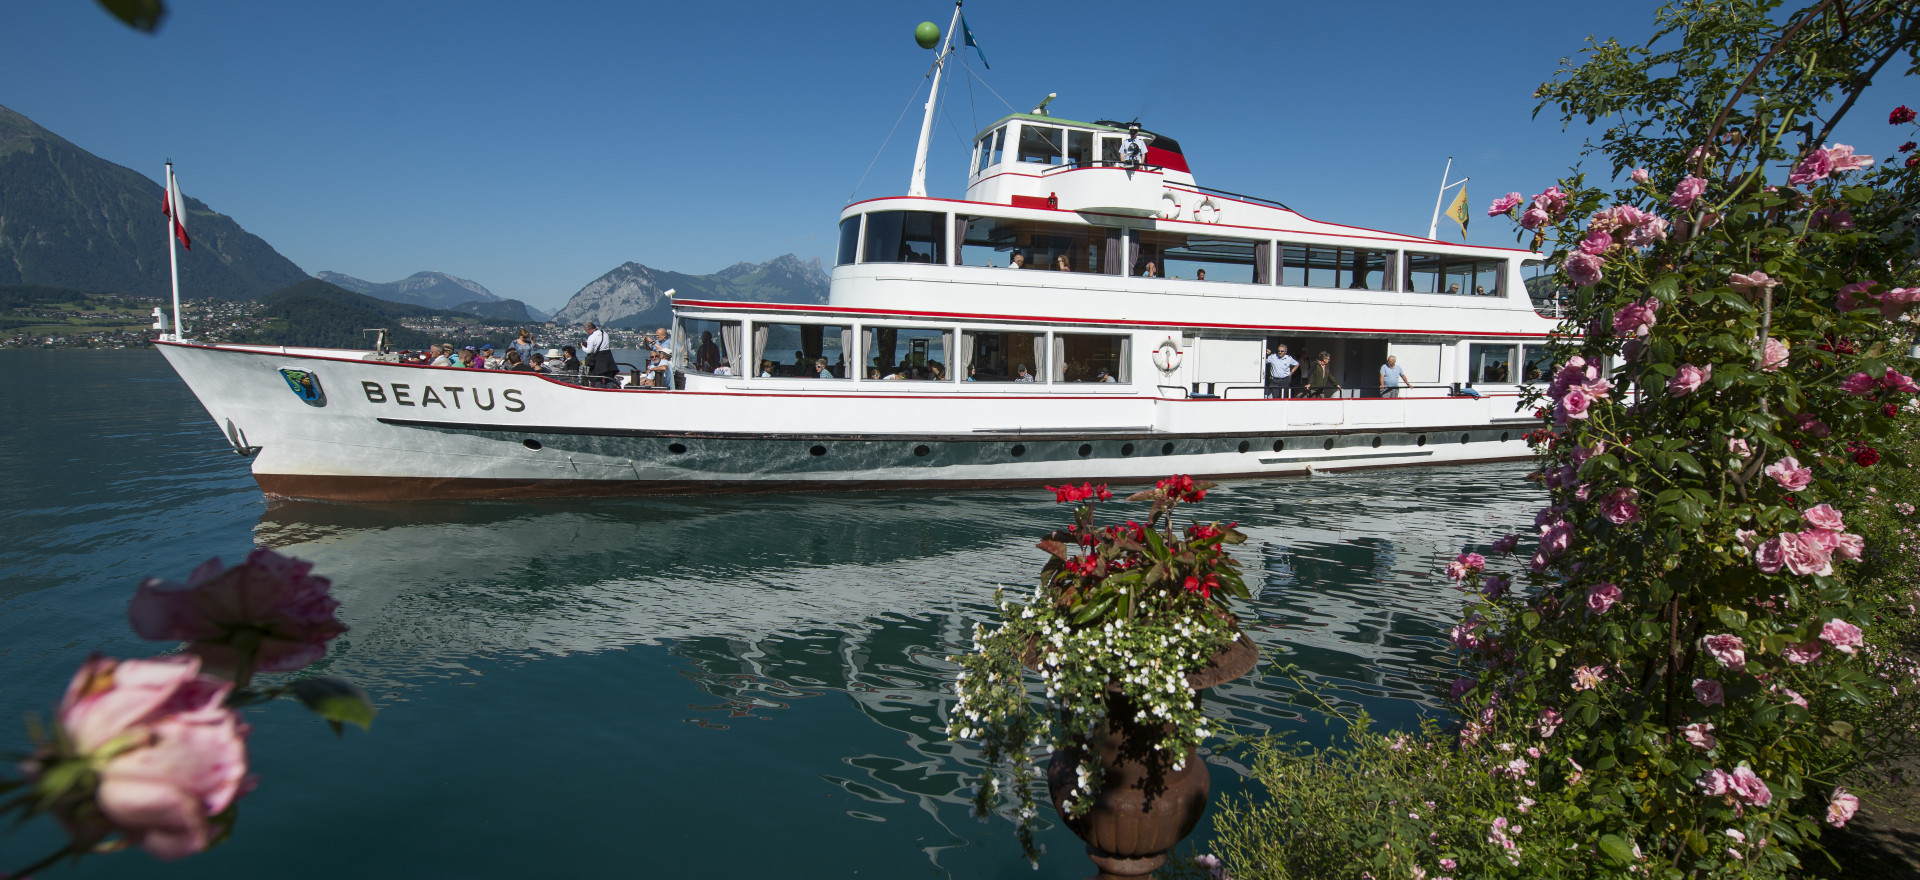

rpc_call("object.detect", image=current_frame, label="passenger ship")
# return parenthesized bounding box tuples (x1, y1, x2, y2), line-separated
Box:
(157, 23, 1557, 501)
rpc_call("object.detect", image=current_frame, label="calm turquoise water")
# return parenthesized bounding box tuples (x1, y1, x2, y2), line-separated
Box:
(0, 349, 1543, 879)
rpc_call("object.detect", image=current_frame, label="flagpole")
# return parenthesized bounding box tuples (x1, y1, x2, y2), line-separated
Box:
(907, 2, 963, 198)
(166, 162, 183, 341)
(1427, 157, 1453, 240)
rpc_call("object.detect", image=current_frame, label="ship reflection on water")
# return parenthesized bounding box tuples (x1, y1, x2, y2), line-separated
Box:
(251, 464, 1543, 821)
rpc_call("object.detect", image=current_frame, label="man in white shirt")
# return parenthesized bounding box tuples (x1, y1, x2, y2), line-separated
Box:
(429, 344, 453, 367)
(1379, 355, 1407, 398)
(581, 322, 614, 385)
(1264, 345, 1298, 399)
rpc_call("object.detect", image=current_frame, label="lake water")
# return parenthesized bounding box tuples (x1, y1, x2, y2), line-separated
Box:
(0, 349, 1543, 879)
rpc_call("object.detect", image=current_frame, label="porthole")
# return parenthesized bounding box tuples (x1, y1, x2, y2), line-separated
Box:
(1010, 444, 1026, 457)
(1323, 438, 1335, 451)
(1237, 440, 1250, 454)
(810, 444, 827, 457)
(1461, 434, 1471, 445)
(913, 445, 930, 457)
(667, 442, 687, 454)
(1161, 442, 1175, 456)
(522, 439, 543, 451)
(1501, 431, 1511, 442)
(1272, 439, 1285, 452)
(1417, 434, 1428, 447)
(1121, 443, 1136, 457)
(1077, 443, 1093, 457)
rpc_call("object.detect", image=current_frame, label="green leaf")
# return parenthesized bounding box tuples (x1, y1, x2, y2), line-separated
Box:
(1842, 184, 1874, 206)
(1715, 608, 1748, 629)
(1673, 451, 1704, 476)
(1599, 833, 1637, 865)
(94, 0, 165, 33)
(289, 677, 378, 734)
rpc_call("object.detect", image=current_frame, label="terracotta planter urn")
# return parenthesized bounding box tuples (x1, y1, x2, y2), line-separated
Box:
(1044, 632, 1258, 879)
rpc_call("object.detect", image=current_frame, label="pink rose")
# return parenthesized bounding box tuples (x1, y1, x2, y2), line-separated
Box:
(1790, 148, 1833, 186)
(1837, 281, 1878, 313)
(1763, 456, 1812, 491)
(1819, 618, 1864, 655)
(1490, 534, 1520, 555)
(1729, 271, 1780, 294)
(129, 549, 349, 676)
(1794, 413, 1832, 438)
(1451, 677, 1477, 699)
(1827, 789, 1860, 827)
(1586, 582, 1622, 613)
(1519, 205, 1551, 230)
(1556, 386, 1593, 424)
(1626, 213, 1669, 247)
(1879, 287, 1920, 320)
(1484, 574, 1511, 599)
(1833, 532, 1864, 561)
(1802, 503, 1845, 531)
(30, 655, 251, 861)
(1774, 685, 1809, 709)
(1579, 229, 1614, 255)
(1631, 167, 1650, 183)
(1601, 488, 1640, 525)
(1537, 708, 1562, 738)
(1538, 519, 1572, 558)
(1488, 192, 1523, 216)
(1783, 641, 1823, 665)
(1729, 438, 1752, 459)
(1697, 768, 1735, 797)
(1693, 678, 1725, 706)
(1730, 766, 1773, 806)
(1702, 634, 1747, 669)
(1841, 372, 1879, 396)
(1682, 722, 1716, 750)
(1783, 531, 1835, 576)
(1450, 621, 1483, 651)
(1572, 665, 1606, 690)
(1827, 143, 1874, 173)
(1611, 298, 1660, 337)
(1754, 534, 1787, 573)
(1531, 186, 1570, 218)
(1667, 363, 1712, 396)
(1564, 251, 1605, 287)
(1760, 337, 1789, 371)
(1883, 368, 1920, 392)
(1669, 175, 1708, 208)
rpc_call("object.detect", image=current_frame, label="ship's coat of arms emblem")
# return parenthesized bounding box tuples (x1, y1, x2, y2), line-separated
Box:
(279, 368, 326, 406)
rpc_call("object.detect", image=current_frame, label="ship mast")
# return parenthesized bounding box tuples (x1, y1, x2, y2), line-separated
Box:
(907, 2, 963, 198)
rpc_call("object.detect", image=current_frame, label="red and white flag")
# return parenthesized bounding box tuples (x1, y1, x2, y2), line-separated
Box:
(162, 165, 191, 250)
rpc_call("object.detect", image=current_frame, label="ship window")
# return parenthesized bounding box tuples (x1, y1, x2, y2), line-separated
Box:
(1469, 343, 1517, 384)
(836, 217, 860, 266)
(976, 127, 1006, 175)
(1017, 124, 1064, 165)
(961, 330, 1046, 382)
(957, 215, 1115, 274)
(1132, 231, 1262, 284)
(1405, 253, 1505, 296)
(1519, 345, 1556, 383)
(1100, 136, 1124, 166)
(862, 210, 947, 265)
(751, 322, 851, 378)
(1067, 130, 1094, 166)
(1053, 333, 1131, 383)
(1280, 244, 1390, 290)
(677, 318, 744, 376)
(861, 326, 952, 380)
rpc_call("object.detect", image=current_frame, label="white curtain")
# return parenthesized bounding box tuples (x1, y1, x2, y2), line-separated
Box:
(1117, 337, 1133, 383)
(1050, 335, 1065, 383)
(1033, 334, 1048, 381)
(958, 332, 976, 376)
(720, 323, 742, 375)
(859, 328, 875, 376)
(839, 327, 854, 376)
(752, 324, 770, 374)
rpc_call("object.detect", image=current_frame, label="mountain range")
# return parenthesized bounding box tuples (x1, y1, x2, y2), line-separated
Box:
(0, 104, 310, 300)
(552, 254, 829, 329)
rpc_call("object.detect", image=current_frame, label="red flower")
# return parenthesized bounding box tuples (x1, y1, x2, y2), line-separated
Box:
(1181, 573, 1220, 599)
(1892, 105, 1916, 125)
(1155, 474, 1206, 503)
(1903, 141, 1917, 153)
(1885, 403, 1902, 418)
(1908, 156, 1920, 168)
(1849, 442, 1881, 467)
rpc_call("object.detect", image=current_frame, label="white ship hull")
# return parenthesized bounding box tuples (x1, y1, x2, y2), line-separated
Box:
(158, 341, 1536, 501)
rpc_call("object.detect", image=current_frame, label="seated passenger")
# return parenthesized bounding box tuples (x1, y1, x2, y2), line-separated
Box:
(1015, 363, 1035, 382)
(506, 350, 533, 372)
(430, 344, 453, 367)
(561, 346, 581, 373)
(759, 359, 774, 378)
(1008, 252, 1026, 269)
(1141, 261, 1159, 278)
(1095, 368, 1115, 383)
(714, 361, 733, 376)
(867, 367, 882, 380)
(528, 353, 547, 372)
(793, 351, 809, 375)
(1196, 269, 1207, 281)
(927, 361, 946, 380)
(964, 364, 978, 381)
(1054, 255, 1071, 271)
(815, 358, 833, 379)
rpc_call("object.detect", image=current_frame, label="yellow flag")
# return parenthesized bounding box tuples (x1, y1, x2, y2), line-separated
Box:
(1445, 186, 1471, 238)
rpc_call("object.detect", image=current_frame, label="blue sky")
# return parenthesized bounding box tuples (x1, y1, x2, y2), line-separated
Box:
(2, 1, 1906, 310)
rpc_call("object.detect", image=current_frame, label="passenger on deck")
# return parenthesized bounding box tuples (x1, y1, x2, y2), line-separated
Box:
(1196, 269, 1207, 281)
(511, 330, 534, 363)
(1447, 283, 1461, 294)
(1264, 345, 1298, 399)
(647, 350, 670, 387)
(815, 358, 833, 379)
(1305, 351, 1341, 398)
(527, 352, 546, 372)
(429, 344, 453, 367)
(1015, 363, 1034, 382)
(1378, 355, 1406, 398)
(1054, 255, 1071, 271)
(506, 350, 533, 372)
(481, 345, 503, 370)
(653, 328, 673, 354)
(759, 359, 775, 378)
(1009, 252, 1026, 269)
(560, 346, 582, 374)
(1142, 261, 1159, 278)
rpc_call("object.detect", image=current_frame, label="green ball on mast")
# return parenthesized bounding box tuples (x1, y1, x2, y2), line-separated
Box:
(914, 21, 940, 49)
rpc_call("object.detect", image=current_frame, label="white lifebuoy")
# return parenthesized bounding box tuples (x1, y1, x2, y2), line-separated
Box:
(1158, 191, 1183, 220)
(1194, 197, 1221, 223)
(1152, 337, 1183, 373)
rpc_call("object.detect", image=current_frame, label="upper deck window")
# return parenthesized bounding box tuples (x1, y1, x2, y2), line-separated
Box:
(862, 211, 947, 265)
(974, 127, 1006, 175)
(1132, 231, 1266, 283)
(1017, 125, 1064, 165)
(959, 215, 1116, 273)
(1281, 245, 1391, 291)
(1404, 253, 1505, 296)
(835, 217, 860, 266)
(1067, 130, 1094, 166)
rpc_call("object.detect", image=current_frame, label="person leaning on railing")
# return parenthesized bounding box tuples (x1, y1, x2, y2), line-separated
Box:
(1305, 351, 1341, 398)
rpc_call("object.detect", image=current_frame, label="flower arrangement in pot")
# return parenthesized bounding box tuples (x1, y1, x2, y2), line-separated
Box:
(953, 475, 1258, 874)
